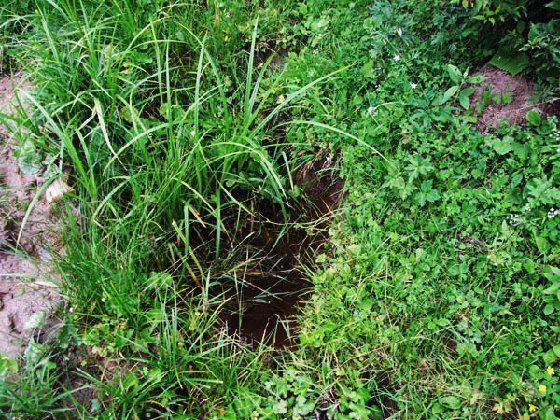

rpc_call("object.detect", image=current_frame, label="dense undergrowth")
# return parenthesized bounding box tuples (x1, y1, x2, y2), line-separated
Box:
(1, 0, 559, 418)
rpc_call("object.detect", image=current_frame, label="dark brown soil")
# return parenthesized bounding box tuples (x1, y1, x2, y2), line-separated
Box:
(294, 156, 345, 216)
(216, 157, 344, 347)
(253, 42, 289, 71)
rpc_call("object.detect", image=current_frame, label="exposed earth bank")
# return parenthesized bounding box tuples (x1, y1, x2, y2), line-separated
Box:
(0, 74, 61, 360)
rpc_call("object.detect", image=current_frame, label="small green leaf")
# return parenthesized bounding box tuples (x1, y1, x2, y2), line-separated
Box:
(175, 30, 185, 42)
(544, 303, 554, 315)
(528, 24, 540, 42)
(543, 407, 557, 420)
(546, 0, 560, 11)
(440, 396, 462, 410)
(447, 64, 462, 84)
(489, 48, 529, 76)
(145, 272, 173, 290)
(535, 236, 551, 254)
(426, 188, 441, 203)
(360, 60, 374, 78)
(129, 52, 153, 65)
(488, 138, 512, 155)
(432, 402, 445, 414)
(542, 283, 560, 295)
(440, 86, 459, 105)
(459, 88, 475, 110)
(16, 139, 42, 175)
(467, 75, 486, 84)
(526, 109, 541, 126)
(543, 266, 560, 281)
(91, 399, 102, 413)
(0, 354, 18, 376)
(310, 17, 329, 31)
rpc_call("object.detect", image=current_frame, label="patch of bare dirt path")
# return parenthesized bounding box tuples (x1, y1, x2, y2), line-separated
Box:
(0, 73, 62, 360)
(471, 65, 557, 131)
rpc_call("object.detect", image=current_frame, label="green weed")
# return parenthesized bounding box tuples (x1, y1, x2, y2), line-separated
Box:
(1, 0, 559, 418)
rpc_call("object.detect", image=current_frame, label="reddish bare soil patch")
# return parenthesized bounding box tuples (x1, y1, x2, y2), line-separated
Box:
(471, 66, 555, 132)
(0, 74, 62, 359)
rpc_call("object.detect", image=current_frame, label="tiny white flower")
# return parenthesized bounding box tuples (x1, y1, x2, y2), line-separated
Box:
(367, 106, 376, 115)
(190, 130, 196, 137)
(508, 214, 523, 225)
(393, 54, 400, 62)
(397, 27, 403, 37)
(411, 82, 417, 90)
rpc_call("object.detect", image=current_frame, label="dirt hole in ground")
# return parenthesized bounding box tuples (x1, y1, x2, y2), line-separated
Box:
(210, 158, 344, 347)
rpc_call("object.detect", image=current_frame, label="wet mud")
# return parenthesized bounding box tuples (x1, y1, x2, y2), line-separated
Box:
(214, 157, 344, 347)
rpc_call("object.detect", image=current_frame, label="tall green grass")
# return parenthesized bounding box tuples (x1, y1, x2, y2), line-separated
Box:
(0, 0, 339, 415)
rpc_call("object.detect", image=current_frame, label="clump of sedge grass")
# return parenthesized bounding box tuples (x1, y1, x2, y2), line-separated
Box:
(3, 0, 348, 415)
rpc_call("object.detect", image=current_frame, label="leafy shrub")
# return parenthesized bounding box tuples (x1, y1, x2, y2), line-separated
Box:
(523, 16, 560, 97)
(457, 0, 560, 96)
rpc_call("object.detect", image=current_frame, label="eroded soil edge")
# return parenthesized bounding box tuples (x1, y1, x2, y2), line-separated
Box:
(0, 74, 61, 360)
